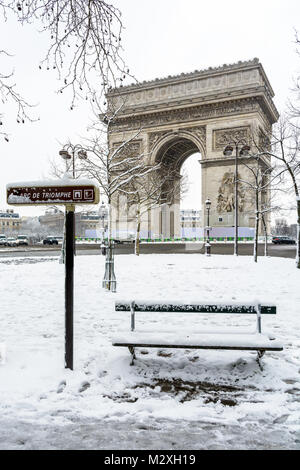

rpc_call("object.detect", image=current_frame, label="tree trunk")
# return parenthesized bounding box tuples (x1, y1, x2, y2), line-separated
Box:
(253, 191, 259, 263)
(296, 199, 300, 269)
(283, 164, 299, 269)
(261, 215, 268, 257)
(135, 207, 141, 256)
(105, 199, 114, 291)
(106, 199, 112, 244)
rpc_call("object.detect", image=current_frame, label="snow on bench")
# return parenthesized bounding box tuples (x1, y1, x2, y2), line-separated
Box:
(112, 301, 283, 369)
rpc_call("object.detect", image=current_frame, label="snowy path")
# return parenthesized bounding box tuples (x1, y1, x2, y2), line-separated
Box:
(0, 415, 298, 450)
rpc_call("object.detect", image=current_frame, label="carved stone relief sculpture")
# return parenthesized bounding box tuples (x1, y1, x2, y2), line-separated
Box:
(217, 171, 245, 213)
(148, 126, 206, 152)
(112, 139, 142, 155)
(213, 126, 250, 151)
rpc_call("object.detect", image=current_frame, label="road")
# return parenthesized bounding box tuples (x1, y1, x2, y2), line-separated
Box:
(0, 242, 296, 259)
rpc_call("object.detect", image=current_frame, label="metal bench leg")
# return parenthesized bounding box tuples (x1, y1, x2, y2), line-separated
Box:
(256, 350, 265, 371)
(128, 346, 136, 366)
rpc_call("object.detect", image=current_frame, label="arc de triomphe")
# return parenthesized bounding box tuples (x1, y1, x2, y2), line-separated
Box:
(106, 58, 279, 238)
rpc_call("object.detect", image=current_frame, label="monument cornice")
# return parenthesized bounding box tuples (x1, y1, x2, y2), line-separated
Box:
(107, 59, 278, 124)
(111, 94, 277, 128)
(199, 155, 270, 167)
(200, 157, 238, 166)
(110, 85, 275, 114)
(108, 58, 274, 96)
(108, 95, 276, 132)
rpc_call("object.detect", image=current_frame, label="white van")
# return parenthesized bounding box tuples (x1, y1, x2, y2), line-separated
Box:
(17, 235, 29, 246)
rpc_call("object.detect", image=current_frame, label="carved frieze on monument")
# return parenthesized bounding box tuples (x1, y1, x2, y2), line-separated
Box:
(186, 126, 206, 147)
(109, 97, 263, 132)
(258, 126, 271, 151)
(148, 126, 206, 151)
(148, 131, 171, 151)
(112, 139, 143, 154)
(217, 171, 245, 213)
(213, 126, 251, 151)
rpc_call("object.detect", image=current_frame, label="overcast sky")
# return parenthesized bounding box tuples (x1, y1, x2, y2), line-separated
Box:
(0, 0, 299, 220)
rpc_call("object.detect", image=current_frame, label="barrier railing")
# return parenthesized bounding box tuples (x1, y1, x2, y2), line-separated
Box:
(75, 236, 261, 243)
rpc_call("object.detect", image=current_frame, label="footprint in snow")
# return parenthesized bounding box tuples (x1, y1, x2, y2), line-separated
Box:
(78, 381, 90, 393)
(57, 380, 66, 394)
(273, 414, 289, 424)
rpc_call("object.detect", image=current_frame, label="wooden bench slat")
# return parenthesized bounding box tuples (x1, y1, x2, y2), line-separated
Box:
(113, 343, 283, 352)
(115, 302, 276, 314)
(112, 333, 283, 351)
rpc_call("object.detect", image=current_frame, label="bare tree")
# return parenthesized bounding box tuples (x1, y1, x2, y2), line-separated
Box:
(21, 216, 53, 241)
(289, 29, 300, 119)
(0, 0, 131, 139)
(62, 112, 156, 289)
(0, 49, 36, 141)
(80, 135, 155, 243)
(51, 132, 187, 257)
(239, 153, 281, 262)
(263, 117, 300, 268)
(273, 217, 290, 236)
(119, 163, 186, 256)
(48, 95, 154, 289)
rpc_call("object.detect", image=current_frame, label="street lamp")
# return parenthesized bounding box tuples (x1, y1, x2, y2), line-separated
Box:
(205, 198, 211, 256)
(59, 144, 87, 178)
(223, 141, 250, 256)
(59, 144, 88, 261)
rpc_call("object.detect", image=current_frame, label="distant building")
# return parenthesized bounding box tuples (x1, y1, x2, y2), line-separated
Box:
(78, 210, 102, 237)
(38, 208, 64, 235)
(38, 206, 108, 237)
(0, 209, 22, 234)
(180, 209, 202, 237)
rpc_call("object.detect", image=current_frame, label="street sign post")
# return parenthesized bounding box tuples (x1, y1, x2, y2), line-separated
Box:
(65, 205, 75, 370)
(7, 182, 99, 205)
(7, 178, 100, 370)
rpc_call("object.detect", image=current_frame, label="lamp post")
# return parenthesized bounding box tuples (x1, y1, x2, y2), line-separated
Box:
(59, 144, 87, 178)
(59, 143, 88, 256)
(223, 141, 250, 256)
(205, 198, 211, 256)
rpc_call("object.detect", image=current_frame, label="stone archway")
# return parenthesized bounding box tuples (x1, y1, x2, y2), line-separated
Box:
(107, 58, 279, 238)
(151, 133, 203, 237)
(151, 131, 204, 165)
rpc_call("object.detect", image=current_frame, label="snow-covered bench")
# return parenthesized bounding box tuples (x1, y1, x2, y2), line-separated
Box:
(112, 301, 283, 369)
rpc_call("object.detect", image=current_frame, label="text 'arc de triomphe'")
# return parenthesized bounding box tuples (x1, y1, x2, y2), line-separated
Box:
(106, 58, 279, 238)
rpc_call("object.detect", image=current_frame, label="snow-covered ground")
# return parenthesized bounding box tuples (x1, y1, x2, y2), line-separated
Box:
(0, 253, 299, 450)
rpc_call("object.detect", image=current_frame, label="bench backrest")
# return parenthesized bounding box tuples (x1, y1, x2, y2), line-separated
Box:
(115, 301, 276, 314)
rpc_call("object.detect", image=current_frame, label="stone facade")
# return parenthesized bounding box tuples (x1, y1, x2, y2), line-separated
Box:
(39, 209, 104, 237)
(181, 209, 202, 237)
(0, 209, 22, 234)
(106, 59, 278, 237)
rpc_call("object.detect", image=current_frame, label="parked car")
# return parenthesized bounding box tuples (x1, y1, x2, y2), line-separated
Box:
(17, 235, 29, 246)
(43, 236, 59, 245)
(0, 234, 7, 246)
(272, 236, 296, 245)
(113, 239, 123, 244)
(113, 238, 135, 245)
(6, 237, 18, 247)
